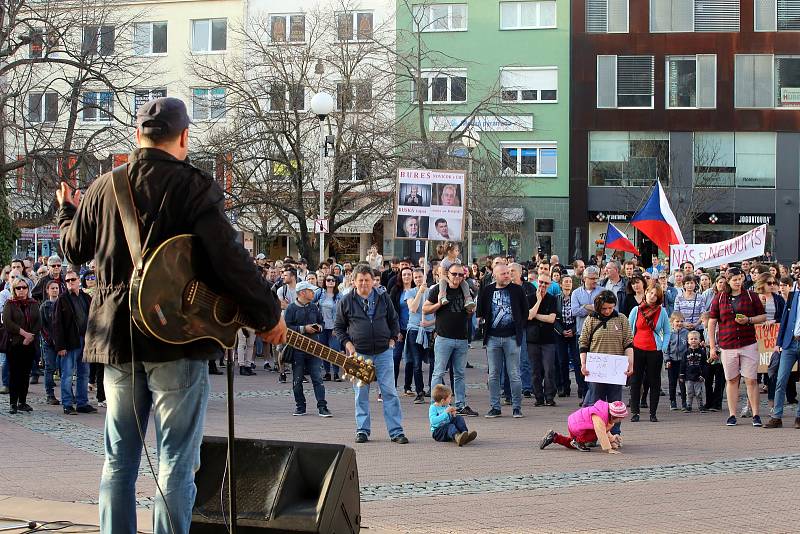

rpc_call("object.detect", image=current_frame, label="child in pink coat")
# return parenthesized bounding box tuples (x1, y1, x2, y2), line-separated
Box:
(539, 400, 628, 453)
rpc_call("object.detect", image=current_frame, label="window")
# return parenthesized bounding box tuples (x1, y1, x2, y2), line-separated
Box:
(776, 56, 800, 107)
(270, 14, 305, 42)
(694, 132, 735, 186)
(192, 88, 226, 120)
(735, 54, 774, 108)
(589, 132, 670, 186)
(413, 4, 468, 32)
(650, 0, 739, 32)
(500, 1, 556, 29)
(501, 143, 558, 176)
(500, 68, 558, 102)
(134, 22, 167, 55)
(585, 0, 629, 33)
(336, 82, 372, 110)
(29, 29, 57, 58)
(28, 92, 58, 123)
(268, 84, 305, 111)
(755, 0, 800, 31)
(735, 133, 776, 187)
(192, 19, 226, 52)
(337, 12, 373, 41)
(413, 70, 467, 103)
(134, 89, 167, 118)
(337, 153, 372, 181)
(82, 26, 115, 56)
(666, 55, 716, 108)
(82, 91, 114, 122)
(597, 55, 654, 108)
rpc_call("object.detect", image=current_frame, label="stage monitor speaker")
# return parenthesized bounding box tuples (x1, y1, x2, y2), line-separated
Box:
(190, 437, 360, 534)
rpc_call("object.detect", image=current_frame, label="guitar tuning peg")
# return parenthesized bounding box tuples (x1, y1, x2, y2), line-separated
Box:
(342, 373, 349, 380)
(358, 355, 364, 361)
(366, 359, 372, 365)
(356, 380, 364, 387)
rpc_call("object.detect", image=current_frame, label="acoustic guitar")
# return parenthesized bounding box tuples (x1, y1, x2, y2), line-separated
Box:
(128, 234, 376, 385)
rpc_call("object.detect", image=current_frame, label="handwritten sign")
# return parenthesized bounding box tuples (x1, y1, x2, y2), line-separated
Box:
(755, 322, 795, 373)
(585, 353, 629, 386)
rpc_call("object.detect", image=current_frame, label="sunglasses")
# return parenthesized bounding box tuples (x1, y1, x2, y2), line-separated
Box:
(65, 277, 78, 282)
(14, 286, 28, 290)
(538, 281, 550, 286)
(326, 278, 336, 282)
(767, 281, 776, 285)
(449, 272, 464, 277)
(50, 264, 62, 268)
(86, 276, 96, 280)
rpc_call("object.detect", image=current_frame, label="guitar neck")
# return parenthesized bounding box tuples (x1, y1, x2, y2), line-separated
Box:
(284, 329, 349, 368)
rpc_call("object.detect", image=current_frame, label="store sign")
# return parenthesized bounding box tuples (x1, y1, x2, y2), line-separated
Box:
(737, 214, 774, 225)
(428, 115, 533, 132)
(590, 211, 633, 223)
(781, 88, 800, 108)
(669, 224, 767, 271)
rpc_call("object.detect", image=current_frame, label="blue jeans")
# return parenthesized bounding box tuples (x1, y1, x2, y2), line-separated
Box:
(60, 342, 90, 408)
(318, 329, 340, 375)
(405, 329, 426, 394)
(432, 414, 468, 442)
(291, 353, 327, 410)
(487, 336, 522, 411)
(503, 332, 531, 397)
(99, 358, 209, 534)
(557, 335, 585, 396)
(773, 339, 800, 419)
(392, 333, 407, 386)
(354, 348, 404, 438)
(583, 382, 622, 435)
(432, 336, 469, 409)
(0, 353, 8, 387)
(41, 341, 58, 397)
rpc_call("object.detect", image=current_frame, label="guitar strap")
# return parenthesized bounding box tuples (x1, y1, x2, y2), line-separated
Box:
(111, 164, 145, 277)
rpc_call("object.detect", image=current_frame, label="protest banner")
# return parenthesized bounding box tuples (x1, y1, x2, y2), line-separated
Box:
(669, 225, 766, 272)
(755, 322, 796, 373)
(585, 352, 629, 386)
(395, 169, 466, 241)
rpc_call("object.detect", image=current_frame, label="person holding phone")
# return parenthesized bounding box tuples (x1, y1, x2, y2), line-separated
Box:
(284, 281, 332, 417)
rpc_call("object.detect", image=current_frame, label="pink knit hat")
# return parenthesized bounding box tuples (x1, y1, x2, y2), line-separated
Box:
(609, 401, 628, 418)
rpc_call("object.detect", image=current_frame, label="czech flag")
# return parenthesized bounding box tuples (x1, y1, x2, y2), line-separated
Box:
(605, 223, 640, 256)
(630, 180, 685, 255)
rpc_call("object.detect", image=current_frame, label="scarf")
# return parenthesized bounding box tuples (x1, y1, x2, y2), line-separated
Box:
(638, 302, 661, 331)
(8, 297, 37, 330)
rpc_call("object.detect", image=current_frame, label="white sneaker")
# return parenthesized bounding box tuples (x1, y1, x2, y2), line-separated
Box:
(98, 401, 107, 408)
(740, 405, 752, 418)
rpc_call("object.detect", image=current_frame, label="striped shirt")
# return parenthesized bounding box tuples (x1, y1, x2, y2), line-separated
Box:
(579, 314, 634, 355)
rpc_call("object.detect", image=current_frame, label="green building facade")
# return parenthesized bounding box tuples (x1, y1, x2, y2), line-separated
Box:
(394, 0, 570, 262)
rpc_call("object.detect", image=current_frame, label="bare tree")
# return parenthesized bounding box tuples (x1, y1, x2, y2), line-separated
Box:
(2, 0, 160, 237)
(187, 2, 398, 265)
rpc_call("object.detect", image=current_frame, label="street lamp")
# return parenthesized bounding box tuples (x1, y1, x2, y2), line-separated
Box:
(461, 129, 480, 264)
(310, 91, 334, 267)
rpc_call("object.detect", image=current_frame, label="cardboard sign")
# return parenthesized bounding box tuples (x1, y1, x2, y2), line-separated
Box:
(585, 352, 629, 386)
(395, 168, 466, 241)
(755, 322, 796, 373)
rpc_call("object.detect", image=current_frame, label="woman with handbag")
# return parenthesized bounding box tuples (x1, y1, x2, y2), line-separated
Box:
(3, 277, 42, 414)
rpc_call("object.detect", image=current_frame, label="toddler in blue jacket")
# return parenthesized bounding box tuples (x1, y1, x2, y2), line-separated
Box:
(430, 384, 477, 446)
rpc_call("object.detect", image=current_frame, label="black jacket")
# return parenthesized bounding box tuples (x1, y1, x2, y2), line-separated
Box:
(58, 148, 281, 364)
(32, 274, 66, 302)
(334, 289, 399, 356)
(284, 300, 323, 362)
(476, 282, 529, 347)
(2, 299, 42, 346)
(52, 290, 92, 352)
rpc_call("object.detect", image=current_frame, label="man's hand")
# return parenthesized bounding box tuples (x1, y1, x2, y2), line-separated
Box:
(56, 182, 81, 208)
(260, 316, 287, 345)
(304, 324, 317, 334)
(708, 347, 719, 361)
(734, 314, 749, 325)
(679, 377, 685, 383)
(665, 361, 671, 369)
(345, 341, 356, 355)
(57, 350, 66, 356)
(563, 329, 573, 337)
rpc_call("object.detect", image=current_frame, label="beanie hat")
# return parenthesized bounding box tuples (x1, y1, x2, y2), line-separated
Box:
(609, 401, 628, 419)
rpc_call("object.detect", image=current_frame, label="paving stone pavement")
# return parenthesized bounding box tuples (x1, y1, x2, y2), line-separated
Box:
(2, 349, 799, 532)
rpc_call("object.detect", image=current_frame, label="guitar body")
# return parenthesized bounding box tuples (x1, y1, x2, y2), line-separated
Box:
(130, 234, 377, 383)
(129, 234, 240, 349)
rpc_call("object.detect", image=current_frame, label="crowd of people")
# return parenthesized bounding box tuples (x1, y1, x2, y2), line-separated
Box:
(2, 244, 798, 442)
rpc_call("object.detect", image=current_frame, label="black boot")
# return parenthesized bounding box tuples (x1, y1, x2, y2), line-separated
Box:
(208, 361, 223, 375)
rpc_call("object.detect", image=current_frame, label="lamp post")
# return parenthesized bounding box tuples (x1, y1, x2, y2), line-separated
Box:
(310, 91, 334, 267)
(461, 129, 480, 264)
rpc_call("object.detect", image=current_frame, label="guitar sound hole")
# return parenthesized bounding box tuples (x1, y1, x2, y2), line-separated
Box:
(213, 298, 238, 326)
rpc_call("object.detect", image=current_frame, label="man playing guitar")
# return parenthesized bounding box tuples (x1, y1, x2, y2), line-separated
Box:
(57, 97, 286, 534)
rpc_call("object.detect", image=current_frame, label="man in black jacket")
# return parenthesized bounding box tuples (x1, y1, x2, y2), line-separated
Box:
(57, 97, 286, 534)
(335, 264, 407, 444)
(476, 264, 529, 418)
(527, 273, 558, 407)
(52, 271, 95, 415)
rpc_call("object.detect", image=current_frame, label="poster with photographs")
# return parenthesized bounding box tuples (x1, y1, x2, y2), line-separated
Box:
(395, 168, 466, 241)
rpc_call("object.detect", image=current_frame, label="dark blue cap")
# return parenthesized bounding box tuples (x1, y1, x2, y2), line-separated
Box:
(136, 97, 191, 136)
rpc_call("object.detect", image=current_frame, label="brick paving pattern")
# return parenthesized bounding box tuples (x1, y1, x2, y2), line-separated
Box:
(1, 348, 798, 532)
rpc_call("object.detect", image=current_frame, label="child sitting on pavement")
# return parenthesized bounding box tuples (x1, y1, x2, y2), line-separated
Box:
(680, 330, 707, 413)
(664, 311, 689, 411)
(539, 400, 628, 453)
(429, 384, 477, 446)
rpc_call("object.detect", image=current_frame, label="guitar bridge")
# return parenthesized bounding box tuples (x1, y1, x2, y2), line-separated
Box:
(184, 280, 199, 305)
